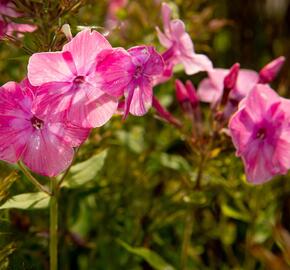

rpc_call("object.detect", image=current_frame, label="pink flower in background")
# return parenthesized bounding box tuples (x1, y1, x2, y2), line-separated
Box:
(106, 0, 127, 28)
(0, 0, 36, 38)
(198, 67, 259, 107)
(0, 81, 90, 177)
(229, 84, 290, 184)
(96, 45, 164, 118)
(156, 2, 212, 75)
(28, 29, 118, 128)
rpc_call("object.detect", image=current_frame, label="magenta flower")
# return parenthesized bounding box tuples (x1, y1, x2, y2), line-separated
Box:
(96, 45, 164, 118)
(156, 2, 212, 75)
(0, 81, 90, 177)
(229, 84, 290, 184)
(197, 68, 259, 107)
(28, 29, 118, 128)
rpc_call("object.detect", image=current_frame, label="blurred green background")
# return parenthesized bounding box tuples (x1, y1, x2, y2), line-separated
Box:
(1, 0, 290, 269)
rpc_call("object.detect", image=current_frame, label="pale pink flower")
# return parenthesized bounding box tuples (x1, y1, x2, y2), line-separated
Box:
(28, 29, 118, 128)
(197, 68, 259, 107)
(156, 2, 212, 75)
(229, 84, 290, 184)
(96, 45, 164, 118)
(0, 81, 90, 177)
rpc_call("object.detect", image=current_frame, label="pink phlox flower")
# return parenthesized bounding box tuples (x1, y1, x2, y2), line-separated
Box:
(96, 45, 164, 118)
(198, 67, 259, 107)
(229, 84, 290, 184)
(156, 2, 212, 75)
(28, 29, 118, 128)
(0, 0, 36, 38)
(0, 80, 90, 177)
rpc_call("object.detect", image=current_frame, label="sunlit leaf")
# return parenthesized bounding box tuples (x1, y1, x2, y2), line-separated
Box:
(221, 204, 250, 222)
(65, 149, 108, 188)
(0, 192, 50, 210)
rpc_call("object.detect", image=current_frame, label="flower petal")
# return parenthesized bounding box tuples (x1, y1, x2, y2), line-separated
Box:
(28, 52, 75, 86)
(22, 129, 74, 177)
(129, 80, 153, 116)
(63, 29, 112, 75)
(96, 48, 133, 97)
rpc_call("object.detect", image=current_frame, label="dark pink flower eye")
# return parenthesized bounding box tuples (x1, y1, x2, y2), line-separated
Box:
(31, 116, 44, 130)
(256, 127, 267, 140)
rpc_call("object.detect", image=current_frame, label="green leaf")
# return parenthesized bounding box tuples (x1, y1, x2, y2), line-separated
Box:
(160, 153, 191, 172)
(0, 192, 50, 210)
(118, 240, 175, 270)
(221, 204, 250, 222)
(65, 149, 108, 188)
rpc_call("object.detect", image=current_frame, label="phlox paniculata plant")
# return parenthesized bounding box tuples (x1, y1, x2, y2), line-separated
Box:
(0, 1, 289, 269)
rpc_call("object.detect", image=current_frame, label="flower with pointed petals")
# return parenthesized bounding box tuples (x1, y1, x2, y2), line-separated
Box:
(156, 2, 212, 75)
(28, 29, 118, 128)
(96, 45, 164, 118)
(229, 84, 290, 184)
(0, 81, 90, 177)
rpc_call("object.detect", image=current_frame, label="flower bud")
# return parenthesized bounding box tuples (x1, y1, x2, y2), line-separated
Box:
(223, 63, 240, 90)
(259, 56, 285, 84)
(152, 97, 182, 128)
(61, 24, 73, 41)
(175, 79, 199, 111)
(221, 63, 240, 106)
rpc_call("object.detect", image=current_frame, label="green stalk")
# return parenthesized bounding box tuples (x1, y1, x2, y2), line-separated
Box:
(50, 179, 58, 270)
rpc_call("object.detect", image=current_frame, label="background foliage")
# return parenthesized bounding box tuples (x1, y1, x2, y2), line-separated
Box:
(1, 0, 290, 269)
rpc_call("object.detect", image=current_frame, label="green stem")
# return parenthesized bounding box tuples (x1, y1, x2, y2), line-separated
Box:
(50, 179, 58, 270)
(18, 162, 51, 195)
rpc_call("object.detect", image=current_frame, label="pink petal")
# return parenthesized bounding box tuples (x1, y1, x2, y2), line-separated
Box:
(243, 141, 274, 184)
(47, 123, 90, 148)
(33, 82, 73, 120)
(129, 80, 153, 116)
(28, 52, 75, 86)
(244, 84, 280, 122)
(63, 29, 112, 75)
(161, 2, 172, 36)
(143, 46, 164, 76)
(197, 78, 222, 104)
(234, 69, 259, 99)
(22, 129, 74, 177)
(96, 48, 133, 97)
(181, 53, 213, 75)
(0, 82, 33, 163)
(67, 90, 118, 128)
(156, 26, 172, 48)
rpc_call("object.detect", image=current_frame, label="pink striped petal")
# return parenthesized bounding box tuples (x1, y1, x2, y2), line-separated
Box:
(129, 80, 153, 116)
(28, 52, 75, 86)
(22, 129, 74, 177)
(63, 29, 112, 75)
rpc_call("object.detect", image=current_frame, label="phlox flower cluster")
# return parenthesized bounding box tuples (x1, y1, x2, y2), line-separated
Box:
(0, 1, 289, 186)
(0, 3, 210, 177)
